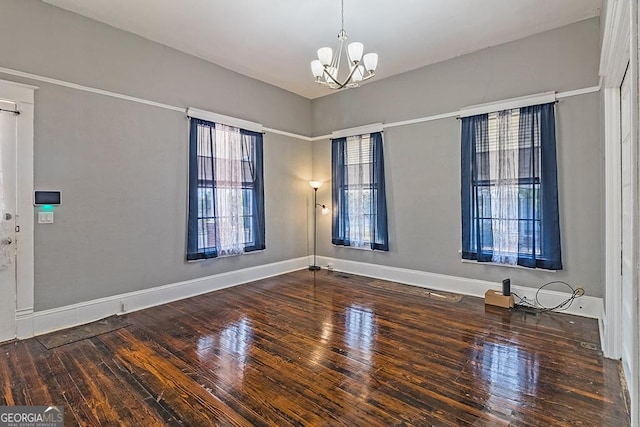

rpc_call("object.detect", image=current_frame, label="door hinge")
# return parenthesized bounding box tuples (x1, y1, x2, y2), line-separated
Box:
(15, 225, 20, 232)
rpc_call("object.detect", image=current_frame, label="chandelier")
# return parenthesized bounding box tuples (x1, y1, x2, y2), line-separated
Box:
(310, 0, 379, 90)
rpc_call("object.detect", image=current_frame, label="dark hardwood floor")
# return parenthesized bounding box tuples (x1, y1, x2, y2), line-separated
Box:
(0, 270, 629, 426)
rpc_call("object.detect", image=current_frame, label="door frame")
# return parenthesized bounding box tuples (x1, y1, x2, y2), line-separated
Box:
(601, 0, 639, 425)
(0, 78, 35, 340)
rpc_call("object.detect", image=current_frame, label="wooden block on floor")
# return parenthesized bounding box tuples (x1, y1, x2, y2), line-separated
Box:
(484, 289, 514, 308)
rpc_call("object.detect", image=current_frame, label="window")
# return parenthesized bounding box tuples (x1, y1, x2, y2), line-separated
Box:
(461, 102, 562, 270)
(187, 118, 265, 260)
(332, 132, 388, 251)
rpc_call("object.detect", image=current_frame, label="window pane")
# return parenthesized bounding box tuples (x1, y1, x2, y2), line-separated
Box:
(344, 135, 374, 245)
(193, 123, 258, 254)
(472, 109, 540, 259)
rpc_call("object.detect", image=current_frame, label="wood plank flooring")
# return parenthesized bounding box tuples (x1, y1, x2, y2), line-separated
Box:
(0, 270, 629, 426)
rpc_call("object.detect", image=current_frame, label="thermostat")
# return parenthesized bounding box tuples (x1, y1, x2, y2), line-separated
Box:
(34, 191, 61, 206)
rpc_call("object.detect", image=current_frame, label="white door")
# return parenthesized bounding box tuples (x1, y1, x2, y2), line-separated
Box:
(620, 67, 637, 406)
(0, 101, 17, 342)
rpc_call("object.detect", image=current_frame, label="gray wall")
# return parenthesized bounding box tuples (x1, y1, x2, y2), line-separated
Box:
(0, 0, 313, 310)
(311, 18, 604, 297)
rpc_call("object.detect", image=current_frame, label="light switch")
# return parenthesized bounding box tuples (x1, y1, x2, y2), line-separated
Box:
(38, 211, 54, 224)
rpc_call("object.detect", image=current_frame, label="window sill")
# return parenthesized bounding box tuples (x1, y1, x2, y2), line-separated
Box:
(333, 244, 372, 251)
(458, 251, 556, 272)
(458, 249, 558, 273)
(186, 248, 265, 263)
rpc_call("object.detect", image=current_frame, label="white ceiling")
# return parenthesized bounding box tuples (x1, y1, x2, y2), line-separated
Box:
(41, 0, 601, 99)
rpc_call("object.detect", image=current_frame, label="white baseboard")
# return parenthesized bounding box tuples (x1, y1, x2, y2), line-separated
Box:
(16, 254, 604, 340)
(316, 256, 604, 320)
(17, 256, 309, 338)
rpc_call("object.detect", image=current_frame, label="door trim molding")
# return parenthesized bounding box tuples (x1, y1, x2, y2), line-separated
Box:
(600, 0, 639, 425)
(603, 86, 622, 359)
(600, 0, 632, 359)
(0, 78, 36, 341)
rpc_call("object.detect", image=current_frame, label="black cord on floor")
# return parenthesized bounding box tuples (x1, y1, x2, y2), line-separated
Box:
(512, 281, 584, 314)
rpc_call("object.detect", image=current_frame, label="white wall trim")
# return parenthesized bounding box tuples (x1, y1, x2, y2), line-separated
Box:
(459, 91, 556, 117)
(555, 84, 601, 99)
(0, 66, 184, 112)
(331, 123, 384, 139)
(315, 256, 604, 321)
(186, 107, 263, 133)
(0, 79, 37, 103)
(600, 0, 631, 87)
(382, 111, 460, 130)
(318, 86, 599, 141)
(0, 66, 599, 144)
(16, 256, 309, 338)
(264, 126, 313, 141)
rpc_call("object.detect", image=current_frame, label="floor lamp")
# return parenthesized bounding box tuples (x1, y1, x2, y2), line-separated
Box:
(309, 180, 329, 271)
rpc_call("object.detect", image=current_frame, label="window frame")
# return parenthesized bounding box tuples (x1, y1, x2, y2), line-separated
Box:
(187, 118, 265, 260)
(332, 131, 389, 251)
(460, 102, 562, 270)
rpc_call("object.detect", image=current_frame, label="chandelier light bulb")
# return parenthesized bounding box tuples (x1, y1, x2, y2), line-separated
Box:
(317, 47, 333, 66)
(363, 53, 378, 72)
(347, 42, 364, 63)
(311, 60, 324, 78)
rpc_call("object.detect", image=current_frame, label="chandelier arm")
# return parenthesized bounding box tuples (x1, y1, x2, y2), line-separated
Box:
(321, 68, 343, 87)
(359, 72, 376, 82)
(322, 59, 361, 89)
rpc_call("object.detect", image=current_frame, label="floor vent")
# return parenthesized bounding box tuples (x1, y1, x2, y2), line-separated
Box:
(580, 341, 599, 351)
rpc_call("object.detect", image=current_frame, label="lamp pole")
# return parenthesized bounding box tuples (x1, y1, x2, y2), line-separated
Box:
(310, 187, 321, 270)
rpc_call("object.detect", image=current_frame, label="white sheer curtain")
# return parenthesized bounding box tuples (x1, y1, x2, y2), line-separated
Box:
(489, 110, 520, 265)
(346, 134, 371, 247)
(214, 124, 245, 256)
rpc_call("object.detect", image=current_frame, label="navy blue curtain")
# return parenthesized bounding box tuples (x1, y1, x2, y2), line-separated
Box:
(331, 132, 388, 251)
(186, 119, 265, 260)
(187, 118, 213, 260)
(461, 114, 491, 262)
(461, 103, 561, 270)
(370, 132, 389, 250)
(518, 103, 561, 269)
(241, 130, 266, 252)
(331, 137, 347, 246)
